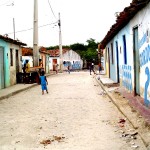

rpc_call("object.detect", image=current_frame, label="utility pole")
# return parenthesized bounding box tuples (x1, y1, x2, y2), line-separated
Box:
(58, 13, 63, 72)
(33, 0, 39, 67)
(13, 18, 15, 40)
(7, 2, 15, 40)
(98, 43, 101, 67)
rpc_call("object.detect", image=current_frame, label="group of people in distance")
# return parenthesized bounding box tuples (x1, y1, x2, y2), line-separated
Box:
(22, 59, 48, 95)
(22, 60, 101, 95)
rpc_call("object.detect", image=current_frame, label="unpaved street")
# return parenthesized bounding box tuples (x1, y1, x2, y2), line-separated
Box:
(0, 71, 147, 150)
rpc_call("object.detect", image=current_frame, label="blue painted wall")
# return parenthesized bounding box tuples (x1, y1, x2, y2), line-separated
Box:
(139, 33, 150, 107)
(106, 42, 117, 82)
(106, 24, 133, 84)
(104, 2, 150, 109)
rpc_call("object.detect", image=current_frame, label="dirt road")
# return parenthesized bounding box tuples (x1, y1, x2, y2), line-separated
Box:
(0, 71, 147, 149)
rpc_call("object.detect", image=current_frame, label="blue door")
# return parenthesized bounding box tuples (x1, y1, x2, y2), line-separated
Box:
(0, 47, 4, 89)
(133, 26, 140, 95)
(116, 41, 120, 83)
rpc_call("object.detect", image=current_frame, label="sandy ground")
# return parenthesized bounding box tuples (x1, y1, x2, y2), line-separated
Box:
(0, 71, 147, 150)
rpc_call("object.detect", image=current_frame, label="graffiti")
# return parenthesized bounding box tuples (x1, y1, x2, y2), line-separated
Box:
(122, 65, 132, 91)
(139, 32, 147, 49)
(139, 44, 150, 67)
(72, 61, 81, 69)
(139, 41, 150, 107)
(144, 67, 150, 107)
(63, 61, 81, 70)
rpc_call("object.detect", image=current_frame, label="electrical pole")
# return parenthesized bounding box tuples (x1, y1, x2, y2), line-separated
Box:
(98, 43, 101, 68)
(7, 2, 15, 40)
(33, 0, 39, 67)
(13, 18, 15, 40)
(58, 13, 63, 72)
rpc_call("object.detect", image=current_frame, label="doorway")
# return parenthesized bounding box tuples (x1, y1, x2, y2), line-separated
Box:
(133, 26, 140, 95)
(116, 41, 120, 83)
(108, 48, 110, 78)
(16, 50, 19, 73)
(53, 59, 57, 71)
(0, 47, 5, 89)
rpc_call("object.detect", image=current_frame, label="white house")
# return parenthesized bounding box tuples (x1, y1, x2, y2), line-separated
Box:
(100, 0, 150, 108)
(48, 49, 83, 71)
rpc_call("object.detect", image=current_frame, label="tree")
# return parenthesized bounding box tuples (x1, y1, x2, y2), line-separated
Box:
(46, 45, 70, 50)
(86, 38, 98, 50)
(70, 43, 86, 51)
(70, 43, 86, 60)
(46, 38, 99, 68)
(85, 38, 99, 63)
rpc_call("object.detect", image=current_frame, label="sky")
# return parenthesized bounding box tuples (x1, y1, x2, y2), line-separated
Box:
(0, 0, 132, 47)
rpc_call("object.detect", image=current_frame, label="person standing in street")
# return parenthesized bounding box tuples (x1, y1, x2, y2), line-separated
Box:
(23, 60, 30, 84)
(89, 62, 95, 75)
(68, 65, 70, 74)
(25, 60, 30, 73)
(39, 59, 43, 67)
(39, 71, 48, 95)
(55, 63, 59, 74)
(98, 63, 101, 74)
(22, 61, 26, 84)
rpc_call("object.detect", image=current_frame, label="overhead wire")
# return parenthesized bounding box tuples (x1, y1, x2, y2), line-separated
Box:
(6, 21, 58, 35)
(47, 0, 57, 20)
(3, 0, 59, 41)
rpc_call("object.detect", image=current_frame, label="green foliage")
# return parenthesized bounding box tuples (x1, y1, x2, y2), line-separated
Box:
(86, 38, 98, 50)
(84, 48, 98, 62)
(46, 38, 99, 64)
(70, 43, 86, 51)
(46, 45, 70, 50)
(69, 38, 99, 63)
(46, 45, 59, 50)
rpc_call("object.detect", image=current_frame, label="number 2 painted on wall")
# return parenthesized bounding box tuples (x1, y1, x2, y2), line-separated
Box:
(144, 67, 150, 107)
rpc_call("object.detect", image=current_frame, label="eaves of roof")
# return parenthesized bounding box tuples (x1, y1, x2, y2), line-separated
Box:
(39, 50, 50, 55)
(47, 48, 70, 57)
(22, 47, 33, 56)
(0, 35, 27, 46)
(100, 0, 150, 49)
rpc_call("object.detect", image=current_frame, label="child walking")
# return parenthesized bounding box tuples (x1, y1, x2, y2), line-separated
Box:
(39, 71, 48, 95)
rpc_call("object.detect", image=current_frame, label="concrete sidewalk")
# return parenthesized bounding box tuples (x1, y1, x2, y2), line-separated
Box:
(96, 73, 150, 123)
(0, 72, 55, 101)
(0, 83, 37, 101)
(95, 73, 150, 148)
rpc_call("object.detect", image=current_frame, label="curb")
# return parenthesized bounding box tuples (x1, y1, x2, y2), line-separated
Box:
(95, 76, 149, 148)
(0, 73, 54, 101)
(0, 84, 38, 101)
(2, 72, 88, 100)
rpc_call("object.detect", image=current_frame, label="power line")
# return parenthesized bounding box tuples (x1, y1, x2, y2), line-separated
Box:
(6, 21, 58, 35)
(47, 0, 57, 20)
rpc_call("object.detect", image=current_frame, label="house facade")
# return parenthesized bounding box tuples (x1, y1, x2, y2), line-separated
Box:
(22, 47, 50, 74)
(48, 49, 83, 71)
(101, 0, 150, 108)
(0, 35, 26, 89)
(62, 49, 83, 70)
(22, 47, 33, 68)
(46, 49, 61, 71)
(39, 47, 50, 74)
